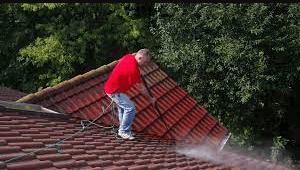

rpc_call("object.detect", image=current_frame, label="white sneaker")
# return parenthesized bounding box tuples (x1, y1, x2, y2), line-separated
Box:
(118, 130, 135, 136)
(118, 131, 135, 140)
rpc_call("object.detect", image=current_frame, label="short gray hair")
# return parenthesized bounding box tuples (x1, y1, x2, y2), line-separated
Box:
(137, 48, 152, 60)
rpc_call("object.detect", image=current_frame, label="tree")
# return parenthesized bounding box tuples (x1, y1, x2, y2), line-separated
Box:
(152, 3, 300, 155)
(0, 3, 37, 91)
(1, 3, 155, 92)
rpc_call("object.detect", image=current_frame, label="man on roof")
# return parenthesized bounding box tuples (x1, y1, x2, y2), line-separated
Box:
(104, 48, 156, 140)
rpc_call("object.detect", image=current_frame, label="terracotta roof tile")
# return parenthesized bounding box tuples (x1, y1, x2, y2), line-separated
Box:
(0, 87, 27, 102)
(0, 60, 291, 169)
(17, 61, 225, 145)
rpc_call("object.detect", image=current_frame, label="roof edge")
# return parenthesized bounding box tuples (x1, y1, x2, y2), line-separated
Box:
(16, 60, 119, 103)
(0, 100, 70, 119)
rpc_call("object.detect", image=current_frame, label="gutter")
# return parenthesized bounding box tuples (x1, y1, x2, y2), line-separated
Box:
(0, 100, 70, 120)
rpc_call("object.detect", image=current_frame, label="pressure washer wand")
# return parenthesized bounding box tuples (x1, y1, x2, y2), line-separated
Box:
(141, 74, 176, 145)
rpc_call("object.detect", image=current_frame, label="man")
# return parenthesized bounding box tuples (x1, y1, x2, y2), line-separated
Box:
(104, 49, 156, 140)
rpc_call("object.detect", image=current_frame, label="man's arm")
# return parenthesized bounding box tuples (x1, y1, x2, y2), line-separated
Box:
(136, 83, 156, 105)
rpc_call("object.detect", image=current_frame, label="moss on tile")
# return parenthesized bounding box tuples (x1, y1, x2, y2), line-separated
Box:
(16, 93, 36, 103)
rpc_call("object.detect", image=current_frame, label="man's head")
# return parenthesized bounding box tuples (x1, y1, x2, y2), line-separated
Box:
(135, 48, 152, 67)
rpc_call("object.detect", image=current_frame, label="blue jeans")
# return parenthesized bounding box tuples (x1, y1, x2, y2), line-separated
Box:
(108, 93, 135, 135)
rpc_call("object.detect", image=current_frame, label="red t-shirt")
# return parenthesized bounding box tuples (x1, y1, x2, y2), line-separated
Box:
(104, 54, 142, 94)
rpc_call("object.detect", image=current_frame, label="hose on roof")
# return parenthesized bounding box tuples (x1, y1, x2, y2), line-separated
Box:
(0, 99, 114, 165)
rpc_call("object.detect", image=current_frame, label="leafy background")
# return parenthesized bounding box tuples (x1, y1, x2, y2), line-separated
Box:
(1, 3, 300, 168)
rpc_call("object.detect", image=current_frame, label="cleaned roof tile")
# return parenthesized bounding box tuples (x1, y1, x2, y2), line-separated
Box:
(37, 153, 71, 161)
(88, 159, 113, 167)
(52, 159, 77, 169)
(6, 160, 52, 170)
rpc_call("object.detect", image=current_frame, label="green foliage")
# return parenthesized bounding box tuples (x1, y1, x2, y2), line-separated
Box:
(229, 126, 256, 147)
(0, 3, 37, 90)
(1, 3, 155, 92)
(18, 34, 74, 88)
(271, 135, 288, 162)
(21, 3, 66, 11)
(152, 3, 300, 147)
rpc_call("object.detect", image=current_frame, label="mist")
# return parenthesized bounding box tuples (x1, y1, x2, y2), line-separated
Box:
(175, 142, 292, 170)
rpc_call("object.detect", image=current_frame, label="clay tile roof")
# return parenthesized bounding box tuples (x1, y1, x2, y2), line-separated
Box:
(0, 110, 289, 170)
(0, 60, 289, 170)
(16, 60, 229, 147)
(0, 87, 27, 102)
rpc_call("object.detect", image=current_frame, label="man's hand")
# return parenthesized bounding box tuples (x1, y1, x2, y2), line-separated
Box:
(136, 83, 156, 105)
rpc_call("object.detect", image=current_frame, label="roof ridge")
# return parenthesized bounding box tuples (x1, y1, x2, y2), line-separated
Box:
(17, 60, 119, 103)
